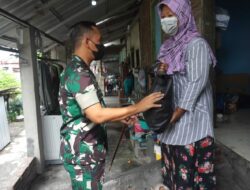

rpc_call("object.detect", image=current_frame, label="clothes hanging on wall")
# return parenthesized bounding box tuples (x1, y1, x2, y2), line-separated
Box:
(38, 60, 64, 115)
(132, 68, 148, 99)
(138, 69, 146, 89)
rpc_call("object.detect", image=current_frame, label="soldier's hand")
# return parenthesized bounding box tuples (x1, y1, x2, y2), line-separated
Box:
(135, 92, 164, 113)
(121, 115, 137, 126)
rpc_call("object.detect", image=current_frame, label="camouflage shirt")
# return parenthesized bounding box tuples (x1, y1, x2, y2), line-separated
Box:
(58, 55, 104, 133)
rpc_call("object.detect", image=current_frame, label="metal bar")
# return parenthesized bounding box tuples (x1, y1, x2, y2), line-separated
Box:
(103, 28, 127, 40)
(46, 0, 107, 34)
(103, 30, 127, 43)
(8, 0, 34, 13)
(0, 23, 17, 37)
(40, 0, 64, 22)
(0, 8, 64, 45)
(104, 32, 127, 44)
(24, 0, 64, 23)
(98, 7, 138, 27)
(96, 0, 137, 25)
(0, 45, 19, 53)
(37, 56, 63, 63)
(43, 43, 58, 52)
(35, 0, 63, 13)
(0, 35, 17, 43)
(98, 16, 133, 31)
(1, 0, 20, 10)
(35, 0, 80, 30)
(35, 0, 85, 29)
(49, 8, 64, 22)
(109, 124, 126, 171)
(104, 34, 127, 44)
(56, 0, 88, 17)
(101, 19, 131, 36)
(36, 0, 67, 34)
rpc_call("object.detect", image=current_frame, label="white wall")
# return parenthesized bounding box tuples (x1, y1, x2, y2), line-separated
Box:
(0, 96, 10, 150)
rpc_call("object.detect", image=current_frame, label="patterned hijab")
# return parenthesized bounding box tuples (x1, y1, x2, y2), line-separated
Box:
(157, 0, 216, 75)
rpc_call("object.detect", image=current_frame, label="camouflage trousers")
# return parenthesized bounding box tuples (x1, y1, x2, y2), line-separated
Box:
(60, 125, 107, 190)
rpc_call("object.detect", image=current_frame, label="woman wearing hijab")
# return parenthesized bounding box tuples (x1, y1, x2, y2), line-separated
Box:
(157, 0, 217, 189)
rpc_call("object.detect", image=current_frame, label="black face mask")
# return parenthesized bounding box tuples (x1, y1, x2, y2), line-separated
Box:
(91, 41, 105, 60)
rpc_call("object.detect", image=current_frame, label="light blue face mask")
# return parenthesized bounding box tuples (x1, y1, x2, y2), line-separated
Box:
(161, 16, 178, 36)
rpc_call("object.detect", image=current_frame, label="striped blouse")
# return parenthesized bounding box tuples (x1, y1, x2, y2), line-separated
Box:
(159, 38, 214, 145)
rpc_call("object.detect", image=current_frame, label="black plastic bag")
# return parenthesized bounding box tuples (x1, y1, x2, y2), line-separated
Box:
(143, 74, 173, 133)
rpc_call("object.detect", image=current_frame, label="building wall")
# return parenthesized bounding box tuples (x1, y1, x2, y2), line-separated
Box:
(216, 0, 250, 74)
(127, 21, 141, 68)
(0, 96, 10, 151)
(138, 0, 153, 68)
(151, 0, 162, 61)
(125, 0, 155, 68)
(191, 0, 216, 50)
(50, 45, 66, 62)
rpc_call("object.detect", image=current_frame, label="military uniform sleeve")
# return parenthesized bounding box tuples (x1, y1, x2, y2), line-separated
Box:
(65, 70, 99, 110)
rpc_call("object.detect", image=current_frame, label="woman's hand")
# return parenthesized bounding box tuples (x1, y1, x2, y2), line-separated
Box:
(135, 92, 164, 113)
(158, 62, 169, 73)
(170, 107, 186, 124)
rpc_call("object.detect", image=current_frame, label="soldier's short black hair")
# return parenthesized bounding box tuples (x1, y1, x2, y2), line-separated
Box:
(69, 21, 96, 50)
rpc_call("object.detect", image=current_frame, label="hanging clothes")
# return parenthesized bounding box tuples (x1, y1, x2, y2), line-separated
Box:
(123, 71, 134, 97)
(38, 60, 64, 115)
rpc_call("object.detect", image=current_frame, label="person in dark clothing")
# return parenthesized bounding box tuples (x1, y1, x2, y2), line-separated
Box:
(123, 70, 134, 97)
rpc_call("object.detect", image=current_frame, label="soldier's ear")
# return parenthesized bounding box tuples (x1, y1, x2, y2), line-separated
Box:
(81, 37, 88, 47)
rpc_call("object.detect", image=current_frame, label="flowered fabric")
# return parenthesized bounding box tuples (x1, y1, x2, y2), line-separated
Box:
(161, 136, 216, 190)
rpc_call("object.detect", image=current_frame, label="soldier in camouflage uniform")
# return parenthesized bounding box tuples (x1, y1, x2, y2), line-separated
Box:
(58, 21, 164, 190)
